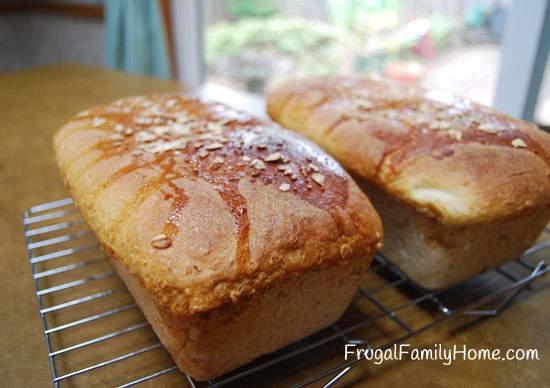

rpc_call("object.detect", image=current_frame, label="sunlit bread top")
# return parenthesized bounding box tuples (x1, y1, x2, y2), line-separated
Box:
(267, 75, 550, 225)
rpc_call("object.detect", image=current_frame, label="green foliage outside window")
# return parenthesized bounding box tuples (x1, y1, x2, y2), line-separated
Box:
(328, 0, 402, 33)
(205, 0, 456, 90)
(205, 17, 343, 74)
(225, 0, 278, 18)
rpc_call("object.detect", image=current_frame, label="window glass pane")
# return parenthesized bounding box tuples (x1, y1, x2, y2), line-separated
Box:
(535, 51, 550, 128)
(204, 0, 511, 106)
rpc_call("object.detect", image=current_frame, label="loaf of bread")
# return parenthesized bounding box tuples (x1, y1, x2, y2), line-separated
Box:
(53, 95, 382, 380)
(267, 75, 550, 289)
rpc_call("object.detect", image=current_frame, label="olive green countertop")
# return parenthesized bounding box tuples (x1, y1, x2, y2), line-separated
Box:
(1, 64, 548, 387)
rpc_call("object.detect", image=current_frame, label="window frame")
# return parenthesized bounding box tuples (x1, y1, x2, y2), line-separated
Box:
(494, 0, 550, 121)
(170, 0, 205, 90)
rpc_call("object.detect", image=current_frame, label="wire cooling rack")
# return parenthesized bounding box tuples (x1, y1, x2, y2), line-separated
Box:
(23, 198, 550, 387)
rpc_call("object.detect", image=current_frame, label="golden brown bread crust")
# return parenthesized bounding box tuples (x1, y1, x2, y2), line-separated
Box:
(111, 256, 368, 380)
(267, 75, 550, 226)
(54, 95, 382, 318)
(359, 179, 550, 289)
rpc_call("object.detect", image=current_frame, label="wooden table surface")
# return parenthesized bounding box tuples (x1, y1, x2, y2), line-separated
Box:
(1, 64, 549, 388)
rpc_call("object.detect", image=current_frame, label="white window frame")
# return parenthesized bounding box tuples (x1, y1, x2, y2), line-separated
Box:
(172, 0, 550, 121)
(494, 0, 550, 120)
(170, 0, 205, 91)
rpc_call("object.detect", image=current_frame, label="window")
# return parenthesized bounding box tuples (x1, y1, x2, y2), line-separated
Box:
(535, 51, 550, 128)
(203, 0, 512, 106)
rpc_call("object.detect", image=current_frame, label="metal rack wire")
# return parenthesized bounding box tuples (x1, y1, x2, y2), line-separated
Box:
(23, 198, 550, 387)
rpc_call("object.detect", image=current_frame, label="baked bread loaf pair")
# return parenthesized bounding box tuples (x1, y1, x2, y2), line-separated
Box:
(268, 75, 550, 289)
(54, 95, 382, 380)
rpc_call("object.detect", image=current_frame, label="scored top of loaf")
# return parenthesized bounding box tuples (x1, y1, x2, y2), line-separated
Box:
(54, 95, 382, 317)
(267, 75, 550, 225)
